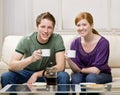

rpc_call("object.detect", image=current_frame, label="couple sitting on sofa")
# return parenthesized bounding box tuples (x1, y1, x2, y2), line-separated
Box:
(1, 11, 112, 95)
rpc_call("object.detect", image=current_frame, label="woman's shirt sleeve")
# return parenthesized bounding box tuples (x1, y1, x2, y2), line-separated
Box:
(93, 38, 110, 73)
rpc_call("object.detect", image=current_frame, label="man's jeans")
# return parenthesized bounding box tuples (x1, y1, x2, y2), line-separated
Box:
(71, 72, 112, 95)
(1, 70, 70, 95)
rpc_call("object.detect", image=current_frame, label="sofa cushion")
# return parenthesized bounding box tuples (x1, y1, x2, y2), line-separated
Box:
(0, 62, 8, 75)
(103, 35, 120, 68)
(111, 68, 120, 78)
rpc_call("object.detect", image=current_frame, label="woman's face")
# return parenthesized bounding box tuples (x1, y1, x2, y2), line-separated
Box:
(76, 19, 93, 37)
(37, 19, 54, 43)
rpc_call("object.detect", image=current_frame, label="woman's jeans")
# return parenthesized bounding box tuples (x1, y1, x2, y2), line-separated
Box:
(1, 70, 70, 95)
(71, 72, 112, 95)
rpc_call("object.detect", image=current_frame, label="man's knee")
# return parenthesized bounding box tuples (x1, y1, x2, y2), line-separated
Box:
(1, 71, 16, 87)
(1, 72, 13, 80)
(57, 71, 70, 83)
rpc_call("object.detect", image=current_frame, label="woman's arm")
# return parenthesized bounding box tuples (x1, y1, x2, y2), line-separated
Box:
(81, 67, 100, 74)
(67, 58, 81, 73)
(81, 37, 110, 74)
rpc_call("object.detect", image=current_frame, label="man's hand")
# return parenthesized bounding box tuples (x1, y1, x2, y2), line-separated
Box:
(31, 49, 42, 62)
(27, 73, 38, 84)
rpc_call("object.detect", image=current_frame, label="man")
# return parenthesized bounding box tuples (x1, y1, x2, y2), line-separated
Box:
(1, 12, 70, 95)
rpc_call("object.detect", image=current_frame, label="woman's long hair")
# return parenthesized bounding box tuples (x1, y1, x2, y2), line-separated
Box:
(75, 12, 99, 35)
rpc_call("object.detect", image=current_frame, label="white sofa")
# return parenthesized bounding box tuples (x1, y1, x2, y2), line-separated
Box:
(1, 34, 120, 95)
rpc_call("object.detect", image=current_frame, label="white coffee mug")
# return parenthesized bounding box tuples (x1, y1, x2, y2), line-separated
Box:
(67, 50, 76, 58)
(41, 49, 50, 57)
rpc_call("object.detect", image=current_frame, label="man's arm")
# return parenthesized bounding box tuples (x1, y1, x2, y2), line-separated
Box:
(9, 49, 42, 72)
(52, 51, 65, 72)
(27, 51, 65, 84)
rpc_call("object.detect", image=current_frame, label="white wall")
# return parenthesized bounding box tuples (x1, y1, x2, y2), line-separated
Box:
(111, 0, 120, 29)
(32, 0, 120, 32)
(1, 0, 120, 58)
(62, 0, 109, 30)
(2, 0, 120, 37)
(0, 0, 3, 57)
(2, 0, 33, 38)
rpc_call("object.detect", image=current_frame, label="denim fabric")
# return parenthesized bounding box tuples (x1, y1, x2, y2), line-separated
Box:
(1, 70, 70, 95)
(71, 72, 112, 95)
(71, 73, 112, 84)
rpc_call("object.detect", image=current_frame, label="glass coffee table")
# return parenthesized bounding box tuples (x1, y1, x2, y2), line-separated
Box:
(0, 83, 120, 94)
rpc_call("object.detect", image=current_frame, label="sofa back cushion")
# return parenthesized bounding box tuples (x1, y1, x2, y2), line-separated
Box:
(1, 35, 23, 64)
(2, 34, 120, 69)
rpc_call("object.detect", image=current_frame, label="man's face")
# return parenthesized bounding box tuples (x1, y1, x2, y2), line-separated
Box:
(37, 19, 54, 43)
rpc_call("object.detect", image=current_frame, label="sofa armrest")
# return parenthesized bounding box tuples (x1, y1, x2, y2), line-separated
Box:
(0, 61, 8, 75)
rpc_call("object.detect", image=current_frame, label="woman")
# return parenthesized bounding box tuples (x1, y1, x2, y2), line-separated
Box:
(66, 12, 112, 95)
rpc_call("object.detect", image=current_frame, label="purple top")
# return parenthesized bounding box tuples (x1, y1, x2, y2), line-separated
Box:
(70, 36, 111, 74)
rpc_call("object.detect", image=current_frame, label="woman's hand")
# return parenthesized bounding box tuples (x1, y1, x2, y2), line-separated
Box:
(81, 67, 100, 74)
